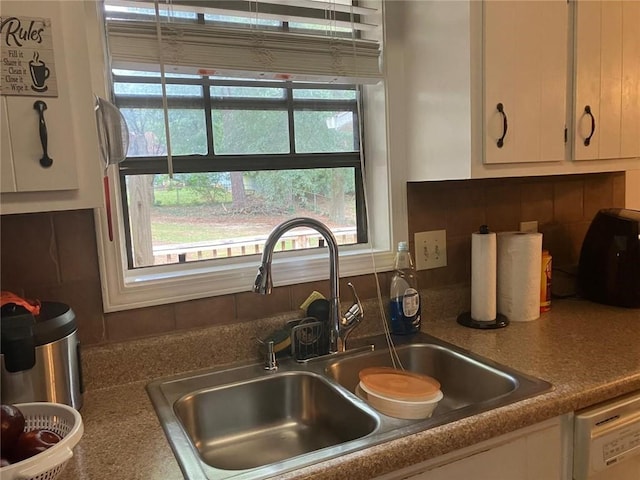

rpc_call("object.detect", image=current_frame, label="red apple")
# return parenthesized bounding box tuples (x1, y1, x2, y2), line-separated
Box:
(11, 429, 61, 462)
(1, 404, 25, 456)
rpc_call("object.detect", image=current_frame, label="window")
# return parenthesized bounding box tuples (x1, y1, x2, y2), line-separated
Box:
(104, 0, 380, 269)
(93, 0, 402, 311)
(113, 72, 367, 268)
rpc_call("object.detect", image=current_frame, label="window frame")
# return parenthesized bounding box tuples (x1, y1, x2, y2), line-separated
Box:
(113, 73, 369, 269)
(86, 0, 408, 313)
(93, 78, 404, 313)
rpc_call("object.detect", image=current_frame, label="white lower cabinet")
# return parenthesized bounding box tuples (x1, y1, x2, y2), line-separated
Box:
(375, 416, 571, 480)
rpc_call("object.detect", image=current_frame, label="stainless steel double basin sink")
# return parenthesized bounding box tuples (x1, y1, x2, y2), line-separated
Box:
(146, 332, 551, 480)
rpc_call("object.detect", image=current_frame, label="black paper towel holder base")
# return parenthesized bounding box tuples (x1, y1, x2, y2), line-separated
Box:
(456, 312, 509, 329)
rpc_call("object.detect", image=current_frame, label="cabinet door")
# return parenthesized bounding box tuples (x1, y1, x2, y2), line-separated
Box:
(0, 0, 79, 193)
(4, 95, 79, 192)
(411, 437, 529, 480)
(401, 421, 563, 480)
(484, 0, 568, 165)
(1, 96, 17, 192)
(573, 0, 640, 160)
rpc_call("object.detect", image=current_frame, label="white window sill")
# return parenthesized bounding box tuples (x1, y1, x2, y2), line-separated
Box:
(95, 209, 396, 312)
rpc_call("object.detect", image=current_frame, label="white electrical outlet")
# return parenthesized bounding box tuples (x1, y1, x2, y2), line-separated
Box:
(415, 230, 447, 270)
(520, 221, 539, 233)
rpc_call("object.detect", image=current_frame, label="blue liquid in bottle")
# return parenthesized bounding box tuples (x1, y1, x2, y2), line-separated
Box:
(389, 242, 421, 335)
(389, 294, 421, 334)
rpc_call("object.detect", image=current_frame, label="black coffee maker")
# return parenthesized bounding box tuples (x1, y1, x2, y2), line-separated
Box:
(578, 208, 640, 308)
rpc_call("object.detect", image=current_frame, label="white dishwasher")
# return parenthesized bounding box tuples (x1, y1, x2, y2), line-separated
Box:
(573, 390, 640, 480)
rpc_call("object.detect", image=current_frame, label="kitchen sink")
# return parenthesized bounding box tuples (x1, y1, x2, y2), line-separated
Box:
(326, 343, 518, 412)
(147, 332, 552, 480)
(173, 372, 377, 470)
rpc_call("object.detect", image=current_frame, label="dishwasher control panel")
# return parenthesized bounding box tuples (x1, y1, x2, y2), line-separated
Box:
(573, 391, 640, 480)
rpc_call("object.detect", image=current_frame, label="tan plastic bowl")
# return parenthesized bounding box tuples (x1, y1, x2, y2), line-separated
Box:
(357, 382, 443, 420)
(358, 367, 441, 401)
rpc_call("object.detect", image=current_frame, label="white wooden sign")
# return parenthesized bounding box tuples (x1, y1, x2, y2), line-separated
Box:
(0, 15, 58, 97)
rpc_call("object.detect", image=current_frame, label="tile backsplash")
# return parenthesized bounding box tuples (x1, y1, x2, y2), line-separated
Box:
(0, 172, 626, 346)
(408, 172, 625, 289)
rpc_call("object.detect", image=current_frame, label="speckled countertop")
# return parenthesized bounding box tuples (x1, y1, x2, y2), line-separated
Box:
(59, 297, 640, 480)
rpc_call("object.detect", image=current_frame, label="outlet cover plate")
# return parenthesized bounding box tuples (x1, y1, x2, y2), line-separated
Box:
(415, 230, 447, 270)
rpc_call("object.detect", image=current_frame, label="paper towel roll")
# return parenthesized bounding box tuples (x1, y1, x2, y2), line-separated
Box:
(471, 231, 497, 321)
(497, 232, 543, 322)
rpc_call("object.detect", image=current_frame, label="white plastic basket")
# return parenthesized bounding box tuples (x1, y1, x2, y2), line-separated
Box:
(0, 402, 83, 480)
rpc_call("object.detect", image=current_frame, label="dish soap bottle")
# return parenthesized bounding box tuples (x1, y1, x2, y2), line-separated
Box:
(389, 241, 421, 334)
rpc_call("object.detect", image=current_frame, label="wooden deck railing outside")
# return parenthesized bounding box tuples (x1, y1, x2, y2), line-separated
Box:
(152, 227, 357, 264)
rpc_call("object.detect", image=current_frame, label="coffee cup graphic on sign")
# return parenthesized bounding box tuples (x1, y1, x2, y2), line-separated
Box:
(29, 52, 50, 92)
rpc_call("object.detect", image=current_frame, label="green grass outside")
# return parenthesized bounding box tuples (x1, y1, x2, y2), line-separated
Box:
(152, 187, 239, 243)
(151, 222, 228, 243)
(153, 219, 306, 250)
(153, 187, 204, 206)
(150, 186, 349, 248)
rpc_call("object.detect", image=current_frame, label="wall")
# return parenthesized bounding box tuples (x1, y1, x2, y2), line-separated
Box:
(408, 172, 626, 288)
(0, 172, 626, 346)
(627, 170, 640, 209)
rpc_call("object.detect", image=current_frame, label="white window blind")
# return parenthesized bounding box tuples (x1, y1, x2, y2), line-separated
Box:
(104, 0, 382, 84)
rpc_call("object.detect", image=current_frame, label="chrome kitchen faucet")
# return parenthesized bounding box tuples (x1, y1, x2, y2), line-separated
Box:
(253, 217, 363, 354)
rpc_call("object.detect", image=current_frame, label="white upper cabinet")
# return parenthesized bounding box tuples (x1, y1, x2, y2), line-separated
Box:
(2, 95, 79, 193)
(0, 97, 16, 192)
(573, 0, 640, 161)
(0, 0, 78, 193)
(396, 0, 640, 181)
(483, 1, 568, 165)
(0, 0, 102, 213)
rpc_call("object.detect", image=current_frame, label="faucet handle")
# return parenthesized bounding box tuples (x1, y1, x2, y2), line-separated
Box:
(253, 265, 271, 294)
(342, 282, 364, 328)
(256, 336, 278, 371)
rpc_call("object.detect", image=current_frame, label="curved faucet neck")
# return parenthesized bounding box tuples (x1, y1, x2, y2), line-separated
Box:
(254, 217, 342, 353)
